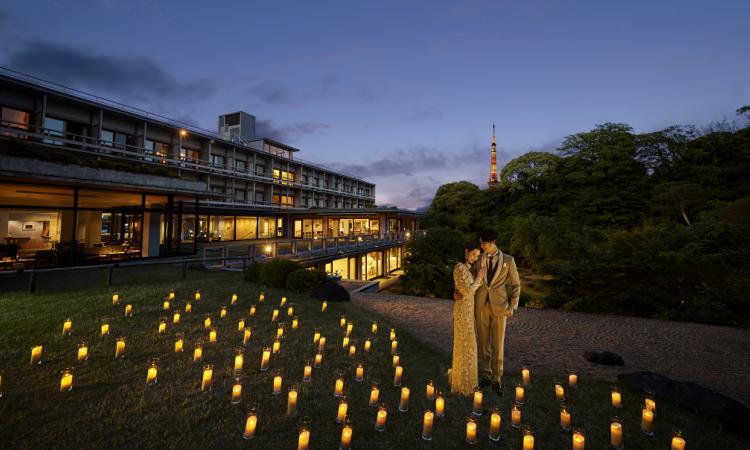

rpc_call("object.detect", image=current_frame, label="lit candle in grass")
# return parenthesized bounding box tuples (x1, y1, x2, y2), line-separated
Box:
(174, 333, 184, 352)
(318, 336, 326, 351)
(644, 394, 656, 414)
(287, 386, 298, 416)
(209, 328, 217, 343)
(342, 336, 350, 349)
(280, 297, 287, 307)
(173, 311, 181, 324)
(193, 342, 203, 362)
(348, 343, 356, 357)
(523, 426, 535, 450)
(390, 328, 396, 341)
(372, 321, 378, 334)
(511, 403, 522, 428)
(671, 431, 686, 450)
(272, 338, 281, 354)
(204, 315, 212, 329)
(277, 323, 285, 339)
(465, 416, 477, 444)
(62, 318, 72, 336)
(30, 345, 43, 365)
(272, 309, 279, 321)
(522, 367, 531, 386)
(185, 302, 192, 313)
(168, 290, 175, 300)
(573, 429, 586, 450)
(340, 316, 346, 327)
(292, 317, 299, 329)
(112, 292, 119, 305)
(194, 290, 201, 301)
(569, 371, 578, 388)
(375, 403, 387, 431)
(422, 409, 434, 441)
(243, 408, 257, 439)
(610, 417, 624, 449)
(340, 419, 353, 450)
(641, 408, 655, 435)
(259, 292, 264, 302)
(355, 363, 364, 382)
(146, 360, 158, 385)
(611, 386, 622, 408)
(334, 370, 345, 397)
(313, 329, 321, 344)
(249, 304, 256, 316)
(303, 361, 312, 382)
(393, 365, 403, 386)
(364, 338, 371, 352)
(369, 383, 380, 407)
(516, 384, 525, 404)
(287, 305, 294, 317)
(435, 391, 445, 417)
(336, 397, 348, 423)
(201, 364, 213, 392)
(297, 422, 310, 450)
(273, 370, 282, 395)
(490, 408, 502, 441)
(399, 386, 410, 412)
(100, 319, 110, 336)
(346, 322, 353, 336)
(220, 306, 228, 319)
(231, 293, 238, 305)
(163, 299, 170, 311)
(321, 300, 327, 312)
(115, 337, 126, 359)
(124, 304, 133, 317)
(60, 368, 73, 392)
(231, 378, 242, 404)
(314, 352, 323, 368)
(77, 341, 89, 362)
(158, 317, 167, 334)
(555, 382, 565, 401)
(237, 319, 245, 331)
(472, 387, 483, 416)
(234, 349, 244, 372)
(391, 340, 398, 355)
(425, 380, 435, 400)
(260, 347, 271, 371)
(560, 404, 571, 430)
(243, 328, 252, 345)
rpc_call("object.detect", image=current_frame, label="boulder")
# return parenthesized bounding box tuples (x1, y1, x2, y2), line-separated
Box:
(584, 349, 625, 366)
(311, 280, 350, 302)
(618, 371, 750, 434)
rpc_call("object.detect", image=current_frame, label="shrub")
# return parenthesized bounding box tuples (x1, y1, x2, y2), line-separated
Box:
(244, 262, 263, 283)
(259, 259, 304, 289)
(286, 269, 328, 293)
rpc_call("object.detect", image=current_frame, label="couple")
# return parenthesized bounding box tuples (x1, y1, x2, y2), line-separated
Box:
(450, 229, 521, 397)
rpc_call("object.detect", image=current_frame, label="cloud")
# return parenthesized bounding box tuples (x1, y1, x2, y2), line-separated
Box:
(246, 74, 340, 105)
(4, 40, 215, 103)
(246, 80, 295, 105)
(255, 119, 331, 142)
(404, 107, 444, 123)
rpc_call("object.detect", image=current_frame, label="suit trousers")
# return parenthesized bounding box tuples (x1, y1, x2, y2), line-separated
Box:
(476, 298, 507, 383)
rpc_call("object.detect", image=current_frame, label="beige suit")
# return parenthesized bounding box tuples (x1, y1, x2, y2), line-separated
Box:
(472, 250, 521, 383)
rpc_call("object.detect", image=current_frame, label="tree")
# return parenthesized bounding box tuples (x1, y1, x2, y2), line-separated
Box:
(651, 181, 708, 225)
(422, 181, 481, 232)
(500, 151, 560, 193)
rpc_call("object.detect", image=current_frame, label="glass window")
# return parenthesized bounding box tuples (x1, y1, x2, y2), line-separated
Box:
(1, 107, 30, 131)
(44, 117, 66, 145)
(258, 217, 275, 239)
(236, 216, 257, 240)
(211, 154, 225, 168)
(235, 160, 247, 171)
(255, 164, 265, 175)
(293, 220, 302, 238)
(209, 216, 234, 241)
(370, 219, 380, 235)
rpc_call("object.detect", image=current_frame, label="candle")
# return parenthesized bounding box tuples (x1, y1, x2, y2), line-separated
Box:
(314, 352, 323, 368)
(272, 309, 279, 321)
(272, 338, 281, 354)
(369, 383, 380, 406)
(372, 321, 378, 334)
(77, 341, 89, 362)
(30, 345, 43, 365)
(260, 348, 271, 371)
(231, 380, 242, 404)
(280, 296, 287, 307)
(340, 421, 353, 449)
(249, 304, 256, 316)
(560, 404, 571, 430)
(422, 410, 434, 440)
(569, 372, 578, 388)
(465, 417, 477, 444)
(277, 324, 285, 338)
(243, 410, 257, 439)
(645, 397, 657, 414)
(342, 336, 350, 349)
(472, 388, 483, 416)
(209, 328, 217, 343)
(390, 328, 396, 341)
(234, 349, 244, 372)
(573, 430, 585, 450)
(348, 344, 356, 357)
(641, 408, 654, 435)
(671, 433, 686, 450)
(287, 306, 294, 317)
(163, 300, 170, 311)
(313, 329, 321, 343)
(393, 365, 403, 386)
(555, 382, 565, 401)
(62, 318, 72, 335)
(204, 315, 212, 329)
(101, 320, 110, 336)
(346, 322, 353, 336)
(146, 361, 158, 385)
(303, 362, 313, 382)
(375, 404, 387, 431)
(321, 300, 327, 312)
(292, 317, 299, 329)
(174, 334, 184, 352)
(231, 293, 238, 305)
(512, 403, 522, 428)
(391, 340, 398, 355)
(340, 316, 346, 327)
(220, 306, 227, 319)
(523, 433, 535, 450)
(318, 336, 326, 351)
(173, 311, 181, 324)
(169, 291, 175, 300)
(201, 365, 213, 392)
(158, 318, 167, 334)
(297, 426, 310, 450)
(425, 380, 435, 400)
(610, 418, 624, 449)
(436, 392, 445, 417)
(243, 328, 252, 345)
(611, 387, 623, 408)
(193, 343, 203, 362)
(516, 384, 525, 404)
(112, 292, 119, 305)
(238, 319, 245, 331)
(194, 290, 201, 301)
(287, 386, 298, 416)
(124, 304, 133, 317)
(355, 363, 364, 382)
(399, 386, 410, 412)
(364, 339, 371, 352)
(115, 337, 126, 359)
(60, 368, 73, 392)
(490, 408, 502, 441)
(522, 367, 531, 386)
(259, 292, 264, 302)
(273, 371, 282, 395)
(185, 302, 192, 313)
(334, 371, 345, 397)
(336, 397, 348, 423)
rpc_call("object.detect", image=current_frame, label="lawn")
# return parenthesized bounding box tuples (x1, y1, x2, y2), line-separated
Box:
(0, 270, 746, 449)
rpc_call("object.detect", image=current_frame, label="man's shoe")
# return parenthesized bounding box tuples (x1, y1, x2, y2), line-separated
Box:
(492, 382, 503, 397)
(478, 379, 492, 389)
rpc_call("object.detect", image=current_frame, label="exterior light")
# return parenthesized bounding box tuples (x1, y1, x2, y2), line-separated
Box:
(265, 245, 272, 253)
(179, 129, 188, 137)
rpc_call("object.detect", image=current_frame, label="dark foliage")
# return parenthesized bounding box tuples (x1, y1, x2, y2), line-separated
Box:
(286, 268, 328, 293)
(258, 259, 304, 289)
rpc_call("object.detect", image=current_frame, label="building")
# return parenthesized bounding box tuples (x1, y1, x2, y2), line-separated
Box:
(488, 124, 498, 188)
(0, 68, 420, 280)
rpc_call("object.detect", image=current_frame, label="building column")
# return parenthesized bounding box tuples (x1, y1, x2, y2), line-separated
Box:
(141, 211, 162, 257)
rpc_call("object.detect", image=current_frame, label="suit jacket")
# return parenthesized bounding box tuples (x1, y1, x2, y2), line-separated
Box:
(471, 250, 522, 316)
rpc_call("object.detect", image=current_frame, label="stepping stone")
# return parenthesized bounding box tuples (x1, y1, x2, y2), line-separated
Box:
(584, 349, 625, 366)
(311, 280, 350, 302)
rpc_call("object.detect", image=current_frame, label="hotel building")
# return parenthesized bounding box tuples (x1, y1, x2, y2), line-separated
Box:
(0, 68, 419, 280)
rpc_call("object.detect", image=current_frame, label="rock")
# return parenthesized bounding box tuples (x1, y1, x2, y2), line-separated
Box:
(584, 349, 625, 366)
(311, 280, 350, 302)
(618, 371, 750, 435)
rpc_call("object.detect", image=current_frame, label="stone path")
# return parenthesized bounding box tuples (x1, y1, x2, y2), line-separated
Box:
(351, 292, 750, 406)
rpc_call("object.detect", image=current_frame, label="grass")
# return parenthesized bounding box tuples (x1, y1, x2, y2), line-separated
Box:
(0, 270, 747, 449)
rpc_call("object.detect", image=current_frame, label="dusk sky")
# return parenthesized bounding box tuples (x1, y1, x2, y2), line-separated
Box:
(1, 0, 748, 209)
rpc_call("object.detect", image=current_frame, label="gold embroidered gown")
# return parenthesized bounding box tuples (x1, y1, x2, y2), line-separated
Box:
(449, 262, 482, 395)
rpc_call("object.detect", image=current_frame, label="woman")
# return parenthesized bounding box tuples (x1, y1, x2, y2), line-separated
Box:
(449, 241, 486, 396)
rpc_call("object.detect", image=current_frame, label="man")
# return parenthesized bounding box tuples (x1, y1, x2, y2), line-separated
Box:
(455, 228, 521, 396)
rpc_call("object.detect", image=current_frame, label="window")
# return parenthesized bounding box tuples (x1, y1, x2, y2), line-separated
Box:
(255, 164, 265, 176)
(211, 186, 225, 194)
(211, 154, 225, 168)
(236, 216, 257, 240)
(273, 194, 294, 207)
(273, 169, 295, 184)
(44, 117, 66, 145)
(144, 139, 169, 162)
(258, 217, 276, 239)
(180, 147, 200, 162)
(100, 128, 133, 150)
(1, 107, 30, 136)
(254, 191, 265, 203)
(235, 160, 247, 171)
(235, 189, 246, 201)
(293, 220, 303, 238)
(302, 174, 308, 184)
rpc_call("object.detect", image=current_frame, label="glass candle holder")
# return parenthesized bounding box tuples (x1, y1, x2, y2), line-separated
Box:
(393, 365, 403, 387)
(610, 416, 624, 449)
(560, 403, 572, 431)
(340, 315, 346, 327)
(185, 301, 192, 313)
(641, 407, 655, 436)
(399, 386, 410, 412)
(371, 321, 378, 334)
(112, 291, 119, 305)
(568, 370, 578, 388)
(355, 362, 364, 382)
(340, 417, 353, 450)
(425, 379, 435, 400)
(644, 391, 657, 415)
(158, 317, 167, 334)
(298, 417, 311, 450)
(173, 311, 181, 324)
(334, 370, 345, 397)
(364, 338, 372, 352)
(336, 396, 348, 423)
(292, 316, 299, 330)
(243, 407, 258, 439)
(511, 403, 522, 428)
(100, 318, 110, 336)
(220, 306, 228, 319)
(522, 425, 535, 450)
(234, 349, 244, 372)
(231, 378, 242, 404)
(375, 403, 387, 431)
(472, 387, 483, 416)
(671, 430, 686, 450)
(287, 385, 298, 417)
(146, 359, 158, 385)
(201, 364, 213, 392)
(203, 314, 212, 329)
(272, 369, 283, 395)
(30, 345, 43, 365)
(515, 383, 525, 404)
(435, 391, 445, 417)
(209, 328, 217, 344)
(163, 299, 170, 311)
(249, 304, 256, 316)
(422, 409, 434, 441)
(554, 380, 565, 402)
(369, 382, 380, 407)
(193, 341, 204, 362)
(62, 318, 73, 335)
(60, 367, 74, 392)
(194, 290, 200, 301)
(243, 327, 252, 345)
(237, 319, 245, 331)
(272, 338, 281, 354)
(115, 337, 126, 359)
(231, 293, 238, 305)
(124, 304, 133, 317)
(259, 292, 264, 302)
(321, 300, 327, 312)
(303, 360, 313, 383)
(314, 352, 323, 368)
(174, 333, 184, 353)
(272, 309, 279, 322)
(522, 366, 531, 387)
(572, 428, 586, 450)
(465, 416, 478, 445)
(611, 386, 623, 409)
(260, 347, 271, 371)
(489, 408, 502, 441)
(313, 328, 321, 344)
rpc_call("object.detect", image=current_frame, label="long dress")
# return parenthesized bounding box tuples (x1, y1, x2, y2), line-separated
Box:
(449, 262, 482, 396)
